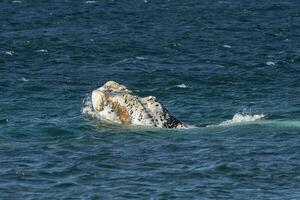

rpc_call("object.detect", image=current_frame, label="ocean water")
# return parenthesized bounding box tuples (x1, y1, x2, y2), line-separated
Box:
(1, 0, 300, 199)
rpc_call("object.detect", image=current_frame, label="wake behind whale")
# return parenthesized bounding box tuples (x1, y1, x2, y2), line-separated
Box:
(207, 113, 267, 127)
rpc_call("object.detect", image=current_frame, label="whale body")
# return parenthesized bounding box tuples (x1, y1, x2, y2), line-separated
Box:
(91, 81, 187, 128)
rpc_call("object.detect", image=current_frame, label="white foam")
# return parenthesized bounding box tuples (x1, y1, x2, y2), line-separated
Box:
(176, 84, 189, 88)
(36, 49, 48, 53)
(82, 95, 116, 123)
(135, 56, 145, 60)
(266, 61, 275, 66)
(208, 113, 266, 127)
(20, 77, 29, 82)
(2, 51, 14, 56)
(222, 44, 231, 48)
(82, 95, 98, 118)
(85, 1, 97, 3)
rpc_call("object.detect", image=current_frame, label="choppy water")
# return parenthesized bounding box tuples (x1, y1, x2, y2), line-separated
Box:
(1, 0, 300, 199)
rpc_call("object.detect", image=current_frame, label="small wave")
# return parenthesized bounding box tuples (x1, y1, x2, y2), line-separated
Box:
(135, 56, 145, 60)
(20, 77, 29, 82)
(2, 51, 14, 56)
(165, 83, 191, 90)
(266, 61, 275, 66)
(12, 0, 22, 3)
(0, 118, 8, 124)
(111, 58, 130, 66)
(176, 84, 189, 88)
(36, 49, 48, 53)
(222, 44, 231, 48)
(85, 1, 97, 3)
(207, 113, 266, 127)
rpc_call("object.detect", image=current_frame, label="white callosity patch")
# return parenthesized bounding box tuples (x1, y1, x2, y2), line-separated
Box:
(91, 81, 187, 128)
(140, 96, 165, 127)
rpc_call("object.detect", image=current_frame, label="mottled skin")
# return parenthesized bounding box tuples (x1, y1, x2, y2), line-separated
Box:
(92, 81, 187, 128)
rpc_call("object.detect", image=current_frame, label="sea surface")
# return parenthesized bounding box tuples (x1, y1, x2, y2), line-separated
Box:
(1, 0, 300, 199)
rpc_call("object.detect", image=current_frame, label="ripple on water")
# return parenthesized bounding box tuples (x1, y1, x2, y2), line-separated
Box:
(0, 118, 8, 124)
(1, 0, 300, 199)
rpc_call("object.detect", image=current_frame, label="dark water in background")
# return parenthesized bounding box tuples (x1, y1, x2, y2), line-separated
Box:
(1, 0, 300, 199)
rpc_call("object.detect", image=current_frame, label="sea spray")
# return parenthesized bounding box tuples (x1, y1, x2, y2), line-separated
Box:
(82, 95, 98, 119)
(207, 113, 266, 127)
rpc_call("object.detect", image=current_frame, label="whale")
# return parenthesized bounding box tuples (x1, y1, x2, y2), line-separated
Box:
(91, 81, 187, 128)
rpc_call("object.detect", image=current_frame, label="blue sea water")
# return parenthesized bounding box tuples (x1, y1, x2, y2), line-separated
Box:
(1, 0, 300, 199)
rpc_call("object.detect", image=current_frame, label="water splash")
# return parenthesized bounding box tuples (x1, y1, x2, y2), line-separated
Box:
(208, 113, 266, 127)
(82, 95, 98, 118)
(82, 95, 116, 123)
(175, 84, 189, 88)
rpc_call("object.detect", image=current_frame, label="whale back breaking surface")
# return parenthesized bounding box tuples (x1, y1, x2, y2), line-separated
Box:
(91, 81, 187, 129)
